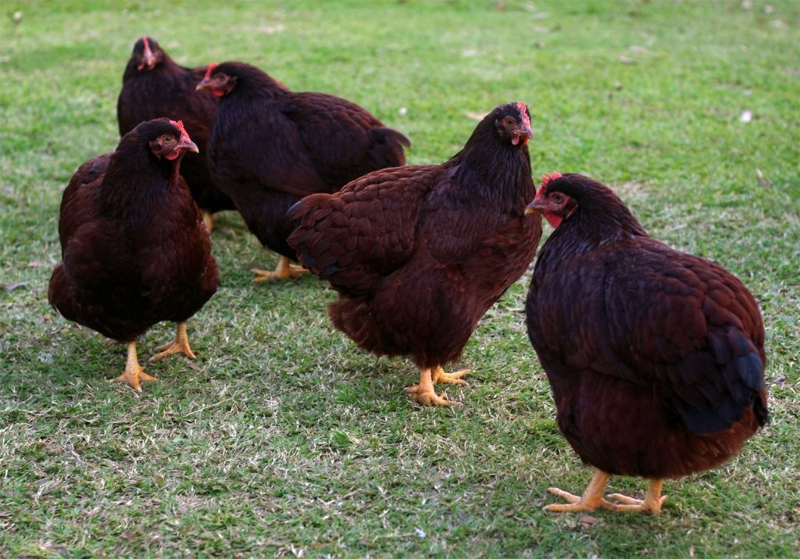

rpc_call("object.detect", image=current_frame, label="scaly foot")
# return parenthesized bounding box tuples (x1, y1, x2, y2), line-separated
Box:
(432, 366, 470, 386)
(608, 479, 666, 514)
(201, 210, 215, 233)
(151, 322, 196, 361)
(407, 385, 462, 406)
(251, 256, 308, 282)
(112, 341, 157, 392)
(406, 367, 463, 407)
(544, 470, 617, 513)
(544, 487, 618, 512)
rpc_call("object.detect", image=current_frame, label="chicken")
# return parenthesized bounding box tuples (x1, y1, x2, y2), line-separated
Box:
(524, 173, 768, 514)
(117, 36, 235, 231)
(288, 102, 541, 406)
(48, 118, 219, 392)
(196, 60, 410, 281)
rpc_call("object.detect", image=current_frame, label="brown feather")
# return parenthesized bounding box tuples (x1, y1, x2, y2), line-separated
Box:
(117, 37, 234, 215)
(289, 102, 541, 374)
(526, 173, 767, 479)
(49, 118, 218, 344)
(205, 61, 410, 260)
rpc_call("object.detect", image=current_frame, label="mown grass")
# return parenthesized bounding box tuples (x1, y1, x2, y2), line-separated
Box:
(1, 0, 799, 557)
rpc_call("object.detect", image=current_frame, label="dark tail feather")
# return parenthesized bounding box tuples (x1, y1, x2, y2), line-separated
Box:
(681, 327, 768, 435)
(754, 391, 769, 427)
(369, 127, 411, 167)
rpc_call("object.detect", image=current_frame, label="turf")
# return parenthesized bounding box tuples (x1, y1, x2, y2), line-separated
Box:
(1, 0, 798, 557)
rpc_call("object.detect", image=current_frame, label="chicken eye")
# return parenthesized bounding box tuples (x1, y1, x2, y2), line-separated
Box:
(504, 116, 516, 126)
(551, 193, 566, 204)
(162, 135, 175, 144)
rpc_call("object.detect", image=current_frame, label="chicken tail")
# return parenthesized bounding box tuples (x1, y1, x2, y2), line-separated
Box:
(367, 127, 411, 168)
(679, 326, 767, 434)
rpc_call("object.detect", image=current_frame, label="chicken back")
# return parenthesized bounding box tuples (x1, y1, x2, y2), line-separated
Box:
(196, 60, 410, 281)
(525, 172, 768, 513)
(48, 118, 219, 391)
(289, 102, 542, 406)
(117, 36, 235, 229)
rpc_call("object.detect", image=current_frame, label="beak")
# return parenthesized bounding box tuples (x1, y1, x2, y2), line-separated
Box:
(525, 198, 544, 215)
(196, 78, 211, 91)
(521, 125, 534, 140)
(180, 139, 199, 154)
(512, 126, 534, 146)
(138, 42, 156, 71)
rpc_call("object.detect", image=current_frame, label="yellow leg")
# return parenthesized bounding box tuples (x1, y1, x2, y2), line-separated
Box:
(112, 341, 157, 392)
(251, 256, 308, 282)
(201, 210, 215, 233)
(609, 478, 667, 514)
(431, 365, 470, 386)
(150, 322, 196, 361)
(544, 469, 618, 513)
(406, 367, 463, 406)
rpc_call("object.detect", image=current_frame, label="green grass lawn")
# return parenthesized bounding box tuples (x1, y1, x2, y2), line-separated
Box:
(1, 0, 799, 556)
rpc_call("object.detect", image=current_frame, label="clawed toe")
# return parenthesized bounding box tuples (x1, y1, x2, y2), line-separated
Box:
(608, 491, 667, 514)
(432, 366, 470, 386)
(544, 474, 666, 515)
(150, 322, 196, 361)
(406, 386, 462, 407)
(112, 342, 158, 392)
(543, 486, 617, 512)
(252, 256, 308, 282)
(406, 366, 468, 407)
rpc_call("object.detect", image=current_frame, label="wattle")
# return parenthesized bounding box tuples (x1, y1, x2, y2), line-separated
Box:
(544, 211, 562, 228)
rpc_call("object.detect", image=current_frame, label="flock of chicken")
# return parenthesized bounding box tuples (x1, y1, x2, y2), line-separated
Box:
(47, 37, 768, 515)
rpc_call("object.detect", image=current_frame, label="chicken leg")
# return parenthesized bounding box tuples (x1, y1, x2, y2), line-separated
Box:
(544, 470, 619, 512)
(113, 341, 157, 392)
(251, 256, 308, 282)
(609, 478, 667, 514)
(406, 366, 469, 406)
(151, 322, 196, 361)
(201, 210, 215, 233)
(545, 471, 667, 514)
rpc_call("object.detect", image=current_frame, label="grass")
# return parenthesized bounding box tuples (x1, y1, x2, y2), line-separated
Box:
(1, 0, 799, 556)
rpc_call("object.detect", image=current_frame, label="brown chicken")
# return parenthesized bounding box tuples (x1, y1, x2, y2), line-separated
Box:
(117, 36, 235, 230)
(288, 102, 541, 406)
(525, 173, 768, 514)
(196, 61, 410, 281)
(48, 118, 219, 391)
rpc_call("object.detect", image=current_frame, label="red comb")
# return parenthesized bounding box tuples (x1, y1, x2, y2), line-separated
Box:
(203, 62, 219, 80)
(516, 101, 531, 130)
(170, 120, 191, 143)
(137, 37, 155, 71)
(540, 172, 562, 191)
